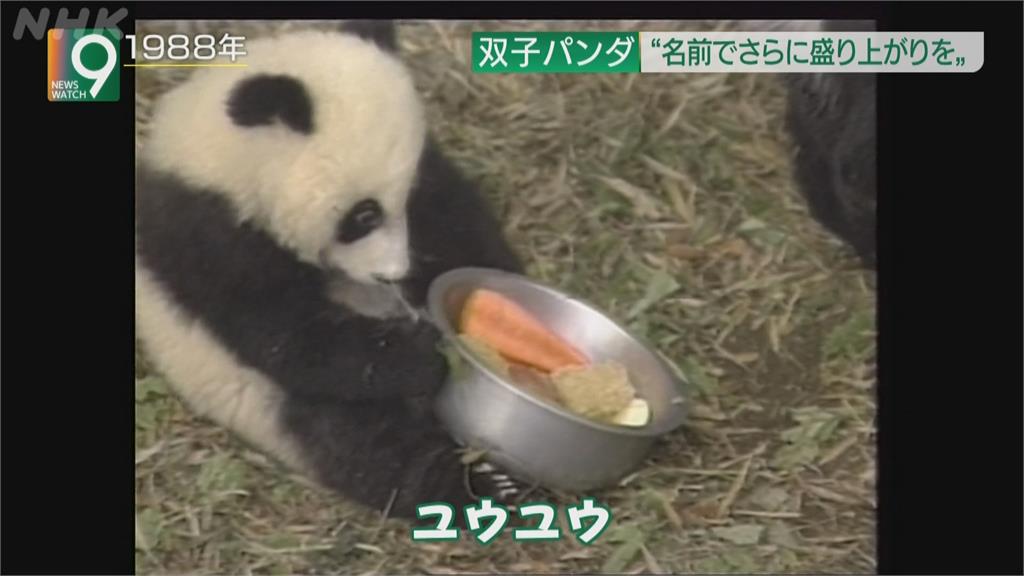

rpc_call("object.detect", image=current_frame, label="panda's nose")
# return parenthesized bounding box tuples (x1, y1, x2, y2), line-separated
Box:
(372, 274, 398, 285)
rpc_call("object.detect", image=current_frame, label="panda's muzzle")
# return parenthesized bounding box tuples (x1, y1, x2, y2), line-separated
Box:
(318, 248, 402, 286)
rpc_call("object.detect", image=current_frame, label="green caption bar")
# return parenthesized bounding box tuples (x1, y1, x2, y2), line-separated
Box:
(472, 32, 640, 74)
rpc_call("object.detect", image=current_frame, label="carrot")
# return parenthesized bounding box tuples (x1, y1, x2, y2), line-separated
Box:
(459, 289, 590, 373)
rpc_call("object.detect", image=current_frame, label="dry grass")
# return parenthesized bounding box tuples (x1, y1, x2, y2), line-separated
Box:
(135, 20, 877, 574)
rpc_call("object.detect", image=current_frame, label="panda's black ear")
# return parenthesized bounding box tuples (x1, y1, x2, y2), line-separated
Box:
(340, 20, 398, 52)
(227, 74, 314, 134)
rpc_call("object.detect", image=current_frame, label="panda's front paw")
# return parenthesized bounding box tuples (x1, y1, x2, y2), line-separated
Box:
(371, 319, 448, 396)
(405, 320, 449, 380)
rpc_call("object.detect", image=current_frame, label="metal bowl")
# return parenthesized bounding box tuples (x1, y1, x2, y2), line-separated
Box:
(427, 267, 689, 492)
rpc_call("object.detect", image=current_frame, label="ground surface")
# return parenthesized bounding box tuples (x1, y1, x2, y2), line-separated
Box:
(135, 20, 877, 574)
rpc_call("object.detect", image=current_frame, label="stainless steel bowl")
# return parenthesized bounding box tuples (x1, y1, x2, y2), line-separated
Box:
(427, 267, 689, 492)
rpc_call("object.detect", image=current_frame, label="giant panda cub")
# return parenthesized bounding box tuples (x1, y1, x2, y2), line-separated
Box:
(135, 21, 527, 521)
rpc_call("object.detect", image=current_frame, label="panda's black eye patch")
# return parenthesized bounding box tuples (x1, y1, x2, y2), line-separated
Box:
(337, 199, 384, 243)
(227, 74, 314, 134)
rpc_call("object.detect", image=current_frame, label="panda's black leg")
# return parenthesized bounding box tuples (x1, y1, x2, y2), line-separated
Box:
(281, 395, 524, 525)
(790, 135, 849, 243)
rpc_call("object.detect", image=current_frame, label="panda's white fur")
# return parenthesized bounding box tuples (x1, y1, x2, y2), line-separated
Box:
(135, 259, 308, 472)
(135, 22, 526, 521)
(144, 30, 425, 283)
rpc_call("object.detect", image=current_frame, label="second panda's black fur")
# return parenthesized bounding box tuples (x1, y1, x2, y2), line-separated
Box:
(783, 20, 877, 268)
(136, 21, 525, 521)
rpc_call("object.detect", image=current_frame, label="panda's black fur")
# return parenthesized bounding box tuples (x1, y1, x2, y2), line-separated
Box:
(136, 21, 526, 521)
(783, 20, 877, 268)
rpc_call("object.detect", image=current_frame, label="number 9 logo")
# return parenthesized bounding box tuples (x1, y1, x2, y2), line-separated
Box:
(71, 34, 117, 98)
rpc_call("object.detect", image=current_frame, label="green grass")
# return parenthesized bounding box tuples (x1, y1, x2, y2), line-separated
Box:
(136, 20, 877, 574)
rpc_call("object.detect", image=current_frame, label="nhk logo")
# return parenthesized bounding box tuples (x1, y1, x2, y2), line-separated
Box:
(48, 29, 120, 102)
